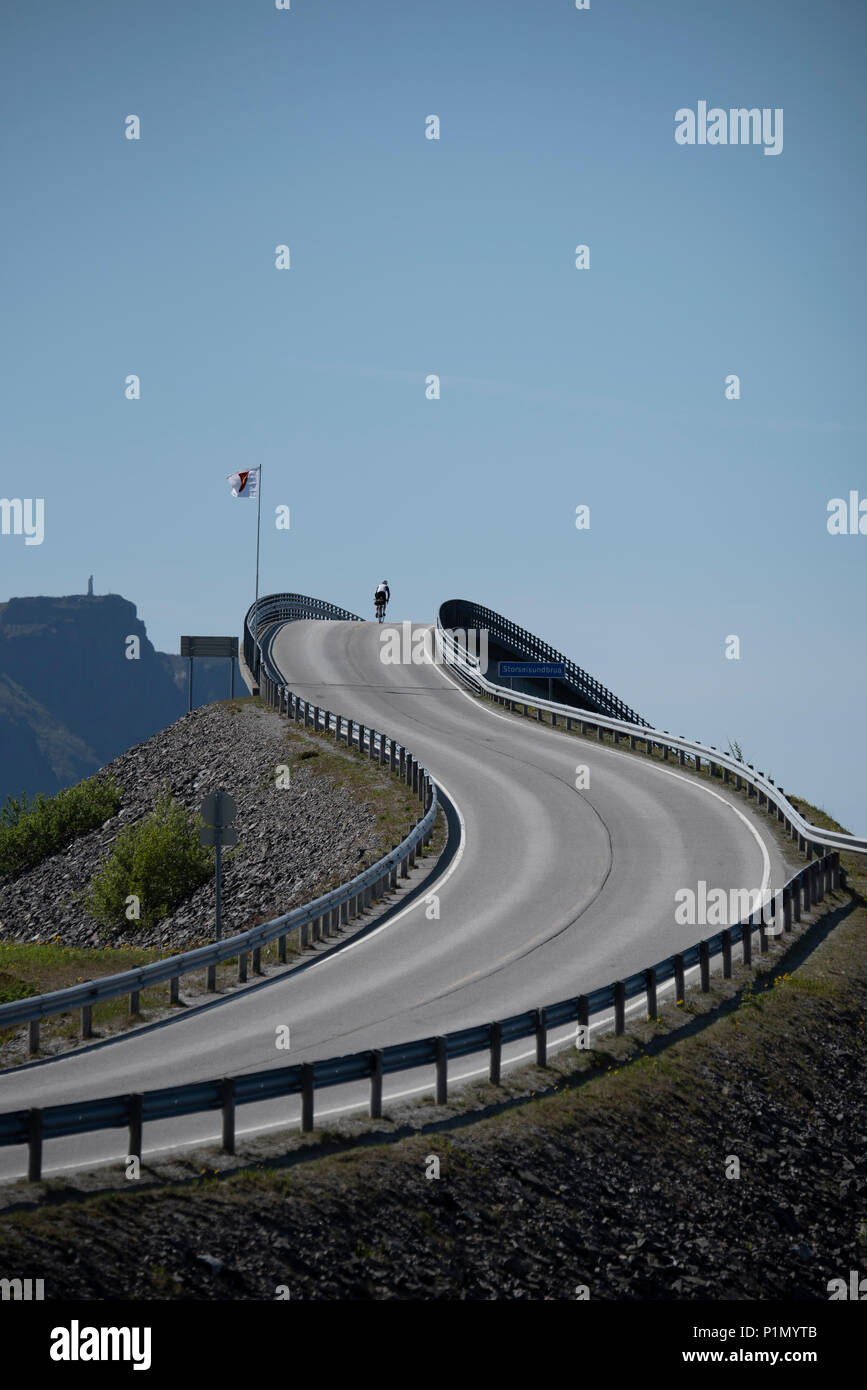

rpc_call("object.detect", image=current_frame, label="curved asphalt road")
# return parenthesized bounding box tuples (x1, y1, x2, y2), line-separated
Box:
(0, 618, 793, 1178)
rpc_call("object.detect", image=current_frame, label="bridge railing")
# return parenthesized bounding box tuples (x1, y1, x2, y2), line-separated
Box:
(435, 620, 867, 860)
(438, 597, 649, 726)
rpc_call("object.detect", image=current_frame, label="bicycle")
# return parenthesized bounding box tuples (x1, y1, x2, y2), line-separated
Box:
(375, 596, 387, 623)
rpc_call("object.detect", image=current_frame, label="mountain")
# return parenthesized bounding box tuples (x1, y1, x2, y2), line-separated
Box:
(0, 592, 243, 806)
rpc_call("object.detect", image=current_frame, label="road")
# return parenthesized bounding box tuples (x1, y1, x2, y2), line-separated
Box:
(0, 619, 794, 1178)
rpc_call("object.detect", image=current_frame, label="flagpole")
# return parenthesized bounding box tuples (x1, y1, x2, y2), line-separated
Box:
(254, 468, 262, 679)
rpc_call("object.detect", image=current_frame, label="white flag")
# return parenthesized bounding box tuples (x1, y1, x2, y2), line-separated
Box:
(227, 468, 259, 499)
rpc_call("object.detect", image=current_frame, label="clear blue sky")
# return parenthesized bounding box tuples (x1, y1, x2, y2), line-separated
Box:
(1, 0, 865, 831)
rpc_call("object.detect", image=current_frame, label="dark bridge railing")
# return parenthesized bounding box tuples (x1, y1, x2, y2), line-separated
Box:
(438, 597, 649, 726)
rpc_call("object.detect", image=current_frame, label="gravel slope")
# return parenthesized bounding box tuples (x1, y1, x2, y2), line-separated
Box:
(0, 701, 398, 952)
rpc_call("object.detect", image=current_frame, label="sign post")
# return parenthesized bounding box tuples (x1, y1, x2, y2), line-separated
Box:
(199, 790, 238, 941)
(181, 636, 240, 710)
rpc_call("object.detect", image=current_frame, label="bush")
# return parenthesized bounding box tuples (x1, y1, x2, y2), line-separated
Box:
(0, 775, 123, 880)
(0, 974, 35, 1006)
(83, 785, 215, 931)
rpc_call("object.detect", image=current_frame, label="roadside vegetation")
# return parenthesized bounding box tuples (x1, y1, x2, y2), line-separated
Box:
(0, 775, 122, 880)
(80, 784, 215, 934)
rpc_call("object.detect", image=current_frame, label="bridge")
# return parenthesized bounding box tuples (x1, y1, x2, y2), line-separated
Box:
(0, 593, 862, 1180)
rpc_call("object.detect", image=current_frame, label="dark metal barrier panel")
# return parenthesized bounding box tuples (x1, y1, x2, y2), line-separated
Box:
(438, 597, 648, 725)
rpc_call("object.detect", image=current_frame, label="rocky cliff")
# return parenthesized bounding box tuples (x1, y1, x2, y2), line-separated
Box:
(0, 592, 242, 805)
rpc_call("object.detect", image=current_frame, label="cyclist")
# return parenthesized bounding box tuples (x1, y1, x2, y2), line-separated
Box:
(374, 579, 390, 622)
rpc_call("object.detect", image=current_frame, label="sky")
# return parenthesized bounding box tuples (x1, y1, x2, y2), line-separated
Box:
(1, 0, 865, 832)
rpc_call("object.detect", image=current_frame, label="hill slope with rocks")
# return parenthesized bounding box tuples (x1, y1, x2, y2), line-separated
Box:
(0, 699, 407, 952)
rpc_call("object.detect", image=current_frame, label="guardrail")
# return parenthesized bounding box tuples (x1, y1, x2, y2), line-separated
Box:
(438, 597, 649, 726)
(435, 619, 867, 859)
(0, 851, 841, 1181)
(0, 608, 436, 1053)
(244, 593, 363, 690)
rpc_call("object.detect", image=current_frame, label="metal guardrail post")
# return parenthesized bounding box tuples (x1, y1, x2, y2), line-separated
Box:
(238, 953, 248, 983)
(28, 1109, 42, 1183)
(279, 934, 287, 963)
(783, 885, 792, 932)
(699, 940, 710, 992)
(674, 953, 686, 1001)
(435, 1036, 448, 1104)
(129, 991, 140, 1015)
(252, 947, 262, 974)
(644, 967, 657, 1018)
(301, 1063, 314, 1132)
(490, 1021, 502, 1084)
(793, 874, 802, 922)
(390, 740, 396, 771)
(128, 1094, 143, 1161)
(222, 1077, 236, 1154)
(578, 995, 589, 1036)
(370, 1050, 383, 1118)
(679, 749, 686, 766)
(613, 982, 625, 1034)
(721, 931, 732, 979)
(207, 965, 217, 992)
(369, 728, 376, 761)
(81, 1005, 92, 1038)
(535, 1007, 548, 1065)
(170, 975, 179, 1005)
(741, 920, 752, 966)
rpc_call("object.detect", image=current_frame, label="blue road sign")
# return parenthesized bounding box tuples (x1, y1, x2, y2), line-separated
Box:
(498, 661, 565, 679)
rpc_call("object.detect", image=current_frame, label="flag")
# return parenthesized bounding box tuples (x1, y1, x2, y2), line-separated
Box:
(227, 468, 259, 499)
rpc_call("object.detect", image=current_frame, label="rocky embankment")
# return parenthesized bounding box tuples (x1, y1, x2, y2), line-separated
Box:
(0, 701, 393, 951)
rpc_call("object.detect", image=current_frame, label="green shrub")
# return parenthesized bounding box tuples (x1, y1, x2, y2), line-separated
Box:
(83, 785, 215, 931)
(0, 974, 36, 1006)
(0, 775, 123, 879)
